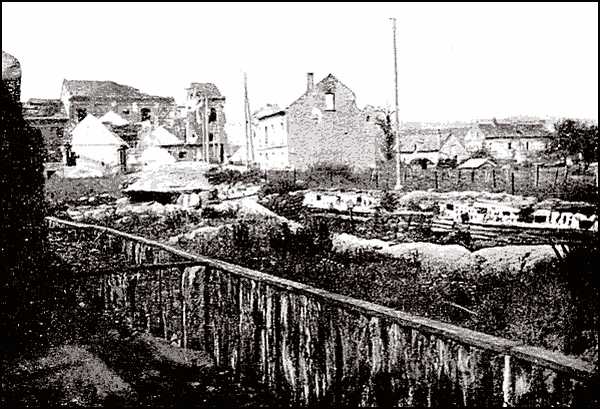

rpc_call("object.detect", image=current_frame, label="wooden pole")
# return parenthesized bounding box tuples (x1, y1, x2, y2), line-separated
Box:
(535, 164, 540, 188)
(391, 17, 402, 190)
(434, 171, 438, 190)
(563, 164, 569, 185)
(511, 172, 515, 195)
(204, 96, 209, 163)
(180, 268, 187, 349)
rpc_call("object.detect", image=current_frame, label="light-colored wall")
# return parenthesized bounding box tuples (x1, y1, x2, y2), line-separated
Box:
(253, 113, 290, 169)
(287, 75, 377, 170)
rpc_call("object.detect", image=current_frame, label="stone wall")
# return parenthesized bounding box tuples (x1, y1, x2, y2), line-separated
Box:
(48, 217, 596, 407)
(287, 75, 378, 170)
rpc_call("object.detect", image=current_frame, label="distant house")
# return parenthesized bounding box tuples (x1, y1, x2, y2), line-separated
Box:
(463, 119, 550, 163)
(66, 114, 129, 178)
(22, 98, 69, 176)
(398, 128, 469, 168)
(60, 79, 176, 127)
(252, 73, 381, 170)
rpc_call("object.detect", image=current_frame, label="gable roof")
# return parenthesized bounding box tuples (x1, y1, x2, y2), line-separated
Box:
(286, 73, 356, 110)
(62, 79, 174, 101)
(100, 110, 129, 126)
(476, 121, 550, 139)
(188, 82, 222, 98)
(139, 125, 183, 147)
(70, 114, 129, 147)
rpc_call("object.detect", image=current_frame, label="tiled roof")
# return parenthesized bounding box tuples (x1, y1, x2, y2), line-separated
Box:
(63, 79, 174, 101)
(188, 82, 222, 97)
(398, 127, 469, 153)
(477, 121, 550, 139)
(22, 98, 68, 120)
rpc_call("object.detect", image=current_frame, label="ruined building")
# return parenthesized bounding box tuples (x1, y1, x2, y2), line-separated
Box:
(1, 51, 21, 103)
(22, 98, 69, 177)
(183, 82, 227, 163)
(252, 73, 382, 170)
(60, 79, 176, 127)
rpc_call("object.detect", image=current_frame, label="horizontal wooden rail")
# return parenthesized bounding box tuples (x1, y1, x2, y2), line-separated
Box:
(47, 216, 595, 381)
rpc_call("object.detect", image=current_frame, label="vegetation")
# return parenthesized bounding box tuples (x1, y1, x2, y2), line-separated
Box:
(547, 119, 599, 170)
(0, 81, 49, 349)
(374, 114, 395, 161)
(470, 145, 492, 159)
(205, 167, 263, 185)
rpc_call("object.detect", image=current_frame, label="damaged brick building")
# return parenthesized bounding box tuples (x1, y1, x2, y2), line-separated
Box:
(183, 82, 227, 163)
(22, 98, 69, 177)
(60, 79, 176, 127)
(252, 73, 382, 170)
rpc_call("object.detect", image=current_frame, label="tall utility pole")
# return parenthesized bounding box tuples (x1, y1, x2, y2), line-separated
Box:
(244, 73, 254, 167)
(204, 96, 209, 162)
(391, 17, 402, 190)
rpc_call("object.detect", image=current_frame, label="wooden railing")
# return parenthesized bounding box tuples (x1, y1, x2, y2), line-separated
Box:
(48, 217, 597, 407)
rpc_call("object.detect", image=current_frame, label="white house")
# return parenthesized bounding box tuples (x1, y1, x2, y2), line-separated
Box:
(67, 114, 128, 177)
(463, 119, 550, 163)
(251, 104, 289, 170)
(399, 128, 470, 168)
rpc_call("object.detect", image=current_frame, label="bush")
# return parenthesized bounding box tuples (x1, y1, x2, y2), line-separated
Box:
(258, 179, 301, 198)
(380, 190, 398, 212)
(205, 167, 263, 185)
(1, 80, 49, 344)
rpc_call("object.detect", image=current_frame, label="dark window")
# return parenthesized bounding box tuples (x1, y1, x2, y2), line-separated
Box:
(525, 141, 529, 150)
(508, 142, 512, 149)
(209, 108, 217, 123)
(316, 195, 321, 201)
(366, 115, 370, 122)
(141, 108, 151, 122)
(179, 151, 187, 159)
(357, 196, 362, 204)
(76, 108, 87, 122)
(209, 133, 214, 142)
(122, 108, 130, 115)
(446, 203, 454, 210)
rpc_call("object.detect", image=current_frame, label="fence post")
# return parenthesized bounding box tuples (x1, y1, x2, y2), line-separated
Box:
(434, 171, 438, 190)
(471, 169, 475, 183)
(293, 168, 297, 185)
(180, 268, 187, 349)
(554, 168, 559, 187)
(535, 164, 540, 187)
(492, 168, 496, 188)
(457, 169, 461, 185)
(511, 172, 515, 195)
(563, 164, 569, 185)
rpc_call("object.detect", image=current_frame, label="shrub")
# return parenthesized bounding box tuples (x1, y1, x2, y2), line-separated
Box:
(380, 190, 398, 212)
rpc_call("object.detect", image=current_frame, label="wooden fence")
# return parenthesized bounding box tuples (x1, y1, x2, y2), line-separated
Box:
(48, 217, 597, 407)
(265, 165, 598, 202)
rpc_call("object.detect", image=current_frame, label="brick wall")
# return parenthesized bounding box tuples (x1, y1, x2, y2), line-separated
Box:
(287, 74, 378, 170)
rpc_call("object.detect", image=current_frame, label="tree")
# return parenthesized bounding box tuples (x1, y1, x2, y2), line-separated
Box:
(0, 80, 48, 344)
(375, 113, 396, 162)
(471, 145, 492, 159)
(547, 119, 599, 169)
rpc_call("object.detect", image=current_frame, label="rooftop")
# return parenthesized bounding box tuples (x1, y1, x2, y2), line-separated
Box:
(187, 83, 222, 98)
(62, 79, 174, 101)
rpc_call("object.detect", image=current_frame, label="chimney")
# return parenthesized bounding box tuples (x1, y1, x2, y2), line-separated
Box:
(306, 72, 314, 92)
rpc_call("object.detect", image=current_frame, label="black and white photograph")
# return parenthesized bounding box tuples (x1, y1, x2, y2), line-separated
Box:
(1, 2, 598, 407)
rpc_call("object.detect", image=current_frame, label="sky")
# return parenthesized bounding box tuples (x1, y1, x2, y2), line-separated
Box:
(2, 2, 598, 144)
